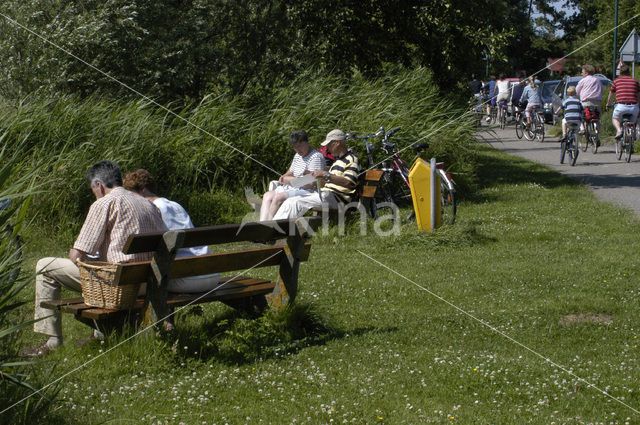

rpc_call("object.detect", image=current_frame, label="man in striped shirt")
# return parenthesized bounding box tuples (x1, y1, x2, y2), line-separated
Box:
(606, 64, 640, 140)
(21, 160, 164, 356)
(273, 129, 360, 220)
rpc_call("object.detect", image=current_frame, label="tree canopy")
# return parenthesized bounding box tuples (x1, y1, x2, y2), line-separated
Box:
(0, 0, 637, 102)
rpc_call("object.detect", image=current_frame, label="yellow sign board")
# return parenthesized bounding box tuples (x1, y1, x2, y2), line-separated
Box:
(408, 158, 441, 231)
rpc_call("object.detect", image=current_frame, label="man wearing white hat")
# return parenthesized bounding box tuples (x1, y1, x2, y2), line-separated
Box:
(273, 129, 360, 220)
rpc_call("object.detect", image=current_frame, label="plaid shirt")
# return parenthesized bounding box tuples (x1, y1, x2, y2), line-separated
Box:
(73, 186, 164, 263)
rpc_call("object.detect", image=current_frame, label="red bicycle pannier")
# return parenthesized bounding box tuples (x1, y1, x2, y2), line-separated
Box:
(583, 106, 599, 122)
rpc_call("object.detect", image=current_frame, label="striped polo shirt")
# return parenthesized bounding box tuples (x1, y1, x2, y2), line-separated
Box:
(321, 152, 360, 203)
(74, 186, 165, 263)
(610, 75, 640, 104)
(290, 149, 325, 177)
(562, 96, 583, 124)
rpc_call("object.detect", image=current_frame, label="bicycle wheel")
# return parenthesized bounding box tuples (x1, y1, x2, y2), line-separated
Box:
(524, 121, 535, 140)
(500, 110, 506, 129)
(624, 126, 633, 163)
(535, 115, 545, 143)
(580, 130, 589, 152)
(569, 134, 579, 166)
(515, 119, 524, 139)
(560, 139, 567, 164)
(438, 170, 456, 225)
(615, 134, 623, 160)
(376, 172, 399, 222)
(589, 122, 599, 154)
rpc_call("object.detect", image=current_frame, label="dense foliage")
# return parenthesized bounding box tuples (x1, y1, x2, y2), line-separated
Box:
(0, 67, 477, 230)
(0, 0, 547, 102)
(0, 139, 60, 425)
(565, 0, 640, 76)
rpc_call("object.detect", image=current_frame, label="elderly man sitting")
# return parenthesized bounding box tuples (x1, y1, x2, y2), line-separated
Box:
(273, 129, 360, 220)
(20, 160, 164, 356)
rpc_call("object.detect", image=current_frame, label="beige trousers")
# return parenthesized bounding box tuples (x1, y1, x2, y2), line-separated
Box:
(34, 257, 81, 337)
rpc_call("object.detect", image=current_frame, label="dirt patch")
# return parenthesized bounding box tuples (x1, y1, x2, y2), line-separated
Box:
(561, 313, 613, 326)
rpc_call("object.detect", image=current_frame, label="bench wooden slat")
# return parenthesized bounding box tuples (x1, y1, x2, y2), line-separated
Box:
(40, 298, 85, 310)
(359, 170, 384, 199)
(115, 243, 310, 285)
(123, 218, 320, 254)
(78, 278, 274, 320)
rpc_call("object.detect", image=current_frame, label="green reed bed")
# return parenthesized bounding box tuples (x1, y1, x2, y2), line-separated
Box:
(0, 67, 477, 233)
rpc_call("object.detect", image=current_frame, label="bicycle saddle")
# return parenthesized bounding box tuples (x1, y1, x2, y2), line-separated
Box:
(412, 142, 430, 153)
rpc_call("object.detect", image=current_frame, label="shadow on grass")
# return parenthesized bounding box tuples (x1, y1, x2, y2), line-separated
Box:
(166, 303, 398, 365)
(475, 144, 577, 191)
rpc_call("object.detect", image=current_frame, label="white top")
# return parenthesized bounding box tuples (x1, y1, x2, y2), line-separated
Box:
(153, 197, 210, 258)
(290, 149, 325, 177)
(496, 80, 511, 96)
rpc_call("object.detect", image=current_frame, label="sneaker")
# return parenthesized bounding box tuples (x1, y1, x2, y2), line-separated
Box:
(560, 135, 567, 142)
(578, 130, 585, 135)
(19, 341, 53, 357)
(485, 116, 491, 123)
(615, 132, 623, 140)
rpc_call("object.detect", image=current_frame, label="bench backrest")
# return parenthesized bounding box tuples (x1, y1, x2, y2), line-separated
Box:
(358, 169, 384, 199)
(123, 218, 318, 254)
(116, 217, 320, 286)
(115, 243, 311, 285)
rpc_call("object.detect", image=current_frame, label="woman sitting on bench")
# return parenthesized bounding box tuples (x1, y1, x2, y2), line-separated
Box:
(123, 169, 222, 293)
(259, 130, 325, 221)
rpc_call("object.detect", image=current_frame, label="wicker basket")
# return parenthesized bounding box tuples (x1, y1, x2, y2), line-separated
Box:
(77, 260, 139, 309)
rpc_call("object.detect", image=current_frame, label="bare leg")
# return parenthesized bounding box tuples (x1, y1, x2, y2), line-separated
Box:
(612, 118, 622, 137)
(260, 191, 276, 221)
(268, 192, 290, 220)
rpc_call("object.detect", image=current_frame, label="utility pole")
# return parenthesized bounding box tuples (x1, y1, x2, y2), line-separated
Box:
(612, 0, 619, 80)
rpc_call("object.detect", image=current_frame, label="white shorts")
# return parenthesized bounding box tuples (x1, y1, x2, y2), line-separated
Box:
(612, 103, 639, 124)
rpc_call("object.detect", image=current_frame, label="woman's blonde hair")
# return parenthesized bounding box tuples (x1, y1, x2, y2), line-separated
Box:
(528, 76, 536, 89)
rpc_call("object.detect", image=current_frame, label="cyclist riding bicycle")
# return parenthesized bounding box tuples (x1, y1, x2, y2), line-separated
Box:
(555, 86, 583, 142)
(575, 64, 603, 134)
(495, 73, 511, 124)
(520, 76, 541, 128)
(483, 75, 497, 122)
(605, 63, 640, 140)
(510, 79, 525, 119)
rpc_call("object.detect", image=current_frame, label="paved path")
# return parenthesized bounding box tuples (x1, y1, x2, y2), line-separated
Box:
(478, 123, 640, 215)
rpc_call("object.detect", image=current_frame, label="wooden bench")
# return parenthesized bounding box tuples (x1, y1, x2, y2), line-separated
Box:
(41, 217, 321, 334)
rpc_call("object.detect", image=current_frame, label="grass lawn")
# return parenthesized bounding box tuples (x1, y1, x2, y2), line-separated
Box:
(14, 142, 640, 424)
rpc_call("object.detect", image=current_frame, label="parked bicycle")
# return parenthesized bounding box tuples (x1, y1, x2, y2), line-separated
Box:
(580, 107, 600, 154)
(351, 127, 456, 224)
(615, 113, 637, 163)
(560, 123, 579, 166)
(524, 106, 545, 142)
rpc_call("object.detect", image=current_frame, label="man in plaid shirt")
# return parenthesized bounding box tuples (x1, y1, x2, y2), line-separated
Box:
(20, 160, 164, 357)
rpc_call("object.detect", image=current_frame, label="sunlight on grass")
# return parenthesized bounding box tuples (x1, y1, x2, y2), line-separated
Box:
(14, 143, 640, 424)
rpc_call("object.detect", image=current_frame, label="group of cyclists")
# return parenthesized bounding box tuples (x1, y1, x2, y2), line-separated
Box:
(470, 64, 640, 149)
(470, 73, 542, 130)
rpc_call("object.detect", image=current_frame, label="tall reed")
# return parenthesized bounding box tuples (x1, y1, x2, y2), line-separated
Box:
(0, 67, 477, 228)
